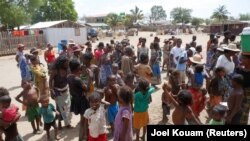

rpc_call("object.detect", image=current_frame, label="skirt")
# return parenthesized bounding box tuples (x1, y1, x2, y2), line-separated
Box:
(133, 111, 149, 129)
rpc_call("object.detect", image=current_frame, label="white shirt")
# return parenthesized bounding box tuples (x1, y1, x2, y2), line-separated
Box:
(84, 104, 107, 138)
(170, 46, 184, 65)
(215, 54, 235, 75)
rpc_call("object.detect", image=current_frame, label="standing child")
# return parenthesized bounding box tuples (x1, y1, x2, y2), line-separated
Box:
(39, 96, 60, 141)
(208, 105, 227, 125)
(15, 82, 42, 134)
(150, 42, 162, 86)
(168, 70, 181, 95)
(162, 83, 200, 125)
(104, 75, 119, 135)
(114, 86, 133, 141)
(195, 45, 203, 59)
(161, 91, 171, 123)
(226, 74, 244, 124)
(134, 53, 153, 83)
(84, 91, 109, 141)
(133, 79, 155, 141)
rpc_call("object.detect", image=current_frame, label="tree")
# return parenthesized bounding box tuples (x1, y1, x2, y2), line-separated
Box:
(239, 13, 250, 21)
(150, 5, 167, 21)
(130, 6, 143, 23)
(32, 0, 78, 23)
(170, 7, 192, 24)
(191, 17, 204, 27)
(105, 13, 121, 30)
(123, 14, 133, 28)
(211, 5, 229, 22)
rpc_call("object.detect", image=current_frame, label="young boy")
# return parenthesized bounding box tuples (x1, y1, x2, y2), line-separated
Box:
(15, 82, 42, 134)
(112, 63, 125, 86)
(209, 105, 227, 125)
(39, 96, 60, 141)
(104, 75, 119, 135)
(226, 74, 244, 124)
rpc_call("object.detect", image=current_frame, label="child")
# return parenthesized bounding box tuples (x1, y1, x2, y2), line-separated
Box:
(112, 63, 125, 86)
(208, 105, 227, 125)
(134, 53, 153, 83)
(104, 75, 119, 135)
(114, 86, 133, 141)
(162, 83, 200, 125)
(168, 69, 181, 95)
(226, 74, 244, 124)
(195, 45, 203, 59)
(121, 47, 134, 75)
(15, 82, 42, 134)
(124, 73, 136, 90)
(161, 91, 171, 123)
(162, 39, 171, 71)
(0, 88, 23, 141)
(150, 42, 162, 86)
(84, 91, 109, 141)
(133, 79, 155, 141)
(39, 96, 60, 141)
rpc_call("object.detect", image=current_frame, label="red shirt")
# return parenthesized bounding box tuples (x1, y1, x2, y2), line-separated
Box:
(2, 104, 18, 122)
(45, 50, 56, 63)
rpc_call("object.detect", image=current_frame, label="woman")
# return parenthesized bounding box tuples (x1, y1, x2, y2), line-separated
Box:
(49, 56, 72, 129)
(44, 43, 56, 75)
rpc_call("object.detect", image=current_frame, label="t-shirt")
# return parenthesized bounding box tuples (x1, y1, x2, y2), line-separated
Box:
(137, 47, 149, 58)
(215, 54, 235, 75)
(2, 104, 18, 122)
(39, 104, 55, 123)
(67, 75, 84, 97)
(84, 104, 107, 138)
(134, 86, 155, 112)
(134, 64, 153, 83)
(208, 119, 224, 125)
(170, 46, 184, 65)
(121, 56, 133, 75)
(176, 51, 187, 71)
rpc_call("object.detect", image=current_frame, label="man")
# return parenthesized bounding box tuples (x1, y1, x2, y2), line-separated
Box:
(170, 38, 184, 69)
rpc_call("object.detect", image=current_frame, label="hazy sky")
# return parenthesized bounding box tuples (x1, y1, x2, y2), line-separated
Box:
(73, 0, 250, 19)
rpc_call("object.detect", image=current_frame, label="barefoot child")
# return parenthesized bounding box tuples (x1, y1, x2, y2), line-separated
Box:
(133, 79, 155, 141)
(39, 96, 60, 141)
(15, 82, 42, 134)
(104, 75, 119, 135)
(161, 91, 171, 123)
(84, 91, 109, 141)
(162, 83, 200, 125)
(208, 105, 227, 125)
(114, 86, 133, 141)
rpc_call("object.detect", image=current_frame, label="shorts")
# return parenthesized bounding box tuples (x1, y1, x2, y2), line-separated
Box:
(26, 104, 40, 122)
(44, 119, 57, 131)
(107, 103, 119, 124)
(133, 111, 149, 129)
(88, 133, 107, 141)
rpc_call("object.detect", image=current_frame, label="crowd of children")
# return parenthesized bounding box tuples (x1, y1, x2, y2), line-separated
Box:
(1, 30, 250, 141)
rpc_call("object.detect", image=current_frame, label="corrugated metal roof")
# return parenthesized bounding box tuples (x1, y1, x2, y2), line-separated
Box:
(85, 23, 109, 27)
(29, 20, 67, 29)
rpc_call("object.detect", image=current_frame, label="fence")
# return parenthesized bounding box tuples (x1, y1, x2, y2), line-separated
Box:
(0, 32, 46, 56)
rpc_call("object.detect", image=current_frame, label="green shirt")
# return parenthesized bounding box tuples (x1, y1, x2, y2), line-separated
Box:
(208, 119, 224, 125)
(39, 104, 55, 123)
(134, 86, 155, 112)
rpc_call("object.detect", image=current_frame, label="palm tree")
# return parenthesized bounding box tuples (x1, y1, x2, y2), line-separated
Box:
(130, 6, 143, 23)
(211, 5, 230, 33)
(105, 13, 122, 30)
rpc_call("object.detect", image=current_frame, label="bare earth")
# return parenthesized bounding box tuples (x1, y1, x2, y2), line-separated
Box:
(0, 32, 246, 141)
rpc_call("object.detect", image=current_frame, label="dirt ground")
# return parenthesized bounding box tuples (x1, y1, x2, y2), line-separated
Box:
(0, 32, 247, 141)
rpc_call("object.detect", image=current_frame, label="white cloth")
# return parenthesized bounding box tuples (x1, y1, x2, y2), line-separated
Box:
(84, 104, 107, 138)
(215, 54, 235, 75)
(138, 47, 149, 57)
(170, 46, 184, 65)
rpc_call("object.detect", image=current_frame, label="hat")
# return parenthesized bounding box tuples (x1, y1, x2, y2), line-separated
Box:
(189, 47, 196, 55)
(223, 43, 240, 52)
(30, 48, 39, 54)
(68, 39, 75, 45)
(17, 44, 25, 48)
(189, 54, 204, 64)
(47, 43, 53, 48)
(72, 45, 81, 52)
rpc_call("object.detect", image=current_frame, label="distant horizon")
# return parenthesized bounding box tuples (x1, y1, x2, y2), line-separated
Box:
(73, 0, 250, 19)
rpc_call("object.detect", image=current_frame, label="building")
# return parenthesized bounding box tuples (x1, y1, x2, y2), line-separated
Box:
(208, 21, 250, 35)
(28, 20, 87, 46)
(85, 23, 109, 30)
(85, 14, 107, 23)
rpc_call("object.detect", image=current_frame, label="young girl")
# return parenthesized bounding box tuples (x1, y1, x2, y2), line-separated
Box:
(150, 42, 162, 86)
(162, 83, 200, 125)
(15, 82, 42, 134)
(133, 79, 155, 141)
(84, 91, 109, 141)
(114, 86, 133, 141)
(134, 53, 153, 83)
(226, 74, 244, 124)
(39, 96, 60, 141)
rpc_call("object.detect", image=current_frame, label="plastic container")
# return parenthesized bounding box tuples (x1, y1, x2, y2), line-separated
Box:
(241, 27, 250, 55)
(57, 43, 63, 54)
(61, 40, 67, 45)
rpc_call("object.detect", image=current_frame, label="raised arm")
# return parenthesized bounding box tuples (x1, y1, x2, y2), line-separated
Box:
(162, 83, 179, 107)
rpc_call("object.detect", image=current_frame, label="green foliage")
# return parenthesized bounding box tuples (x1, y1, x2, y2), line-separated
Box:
(123, 14, 133, 28)
(32, 0, 78, 23)
(150, 5, 167, 21)
(239, 13, 250, 21)
(211, 5, 229, 22)
(130, 6, 143, 23)
(170, 7, 192, 23)
(191, 17, 204, 26)
(105, 13, 121, 29)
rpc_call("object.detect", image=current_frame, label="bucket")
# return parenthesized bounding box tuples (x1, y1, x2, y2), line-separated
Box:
(241, 27, 250, 55)
(61, 40, 67, 45)
(57, 43, 63, 54)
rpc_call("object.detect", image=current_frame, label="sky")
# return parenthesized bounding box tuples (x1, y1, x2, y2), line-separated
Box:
(73, 0, 250, 20)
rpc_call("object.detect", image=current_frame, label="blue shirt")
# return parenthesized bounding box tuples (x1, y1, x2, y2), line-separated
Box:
(176, 51, 187, 71)
(39, 104, 55, 123)
(134, 86, 155, 112)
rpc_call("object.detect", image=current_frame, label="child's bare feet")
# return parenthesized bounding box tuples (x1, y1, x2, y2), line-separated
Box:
(55, 135, 61, 140)
(33, 129, 37, 134)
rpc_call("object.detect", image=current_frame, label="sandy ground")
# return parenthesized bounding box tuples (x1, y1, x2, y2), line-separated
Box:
(0, 32, 247, 141)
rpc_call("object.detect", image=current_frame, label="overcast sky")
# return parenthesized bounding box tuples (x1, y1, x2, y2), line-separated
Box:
(73, 0, 250, 19)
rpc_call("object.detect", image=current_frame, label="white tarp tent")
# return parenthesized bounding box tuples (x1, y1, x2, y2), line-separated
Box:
(28, 20, 87, 46)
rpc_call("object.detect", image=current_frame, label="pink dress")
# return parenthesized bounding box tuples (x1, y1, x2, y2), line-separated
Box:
(2, 104, 18, 122)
